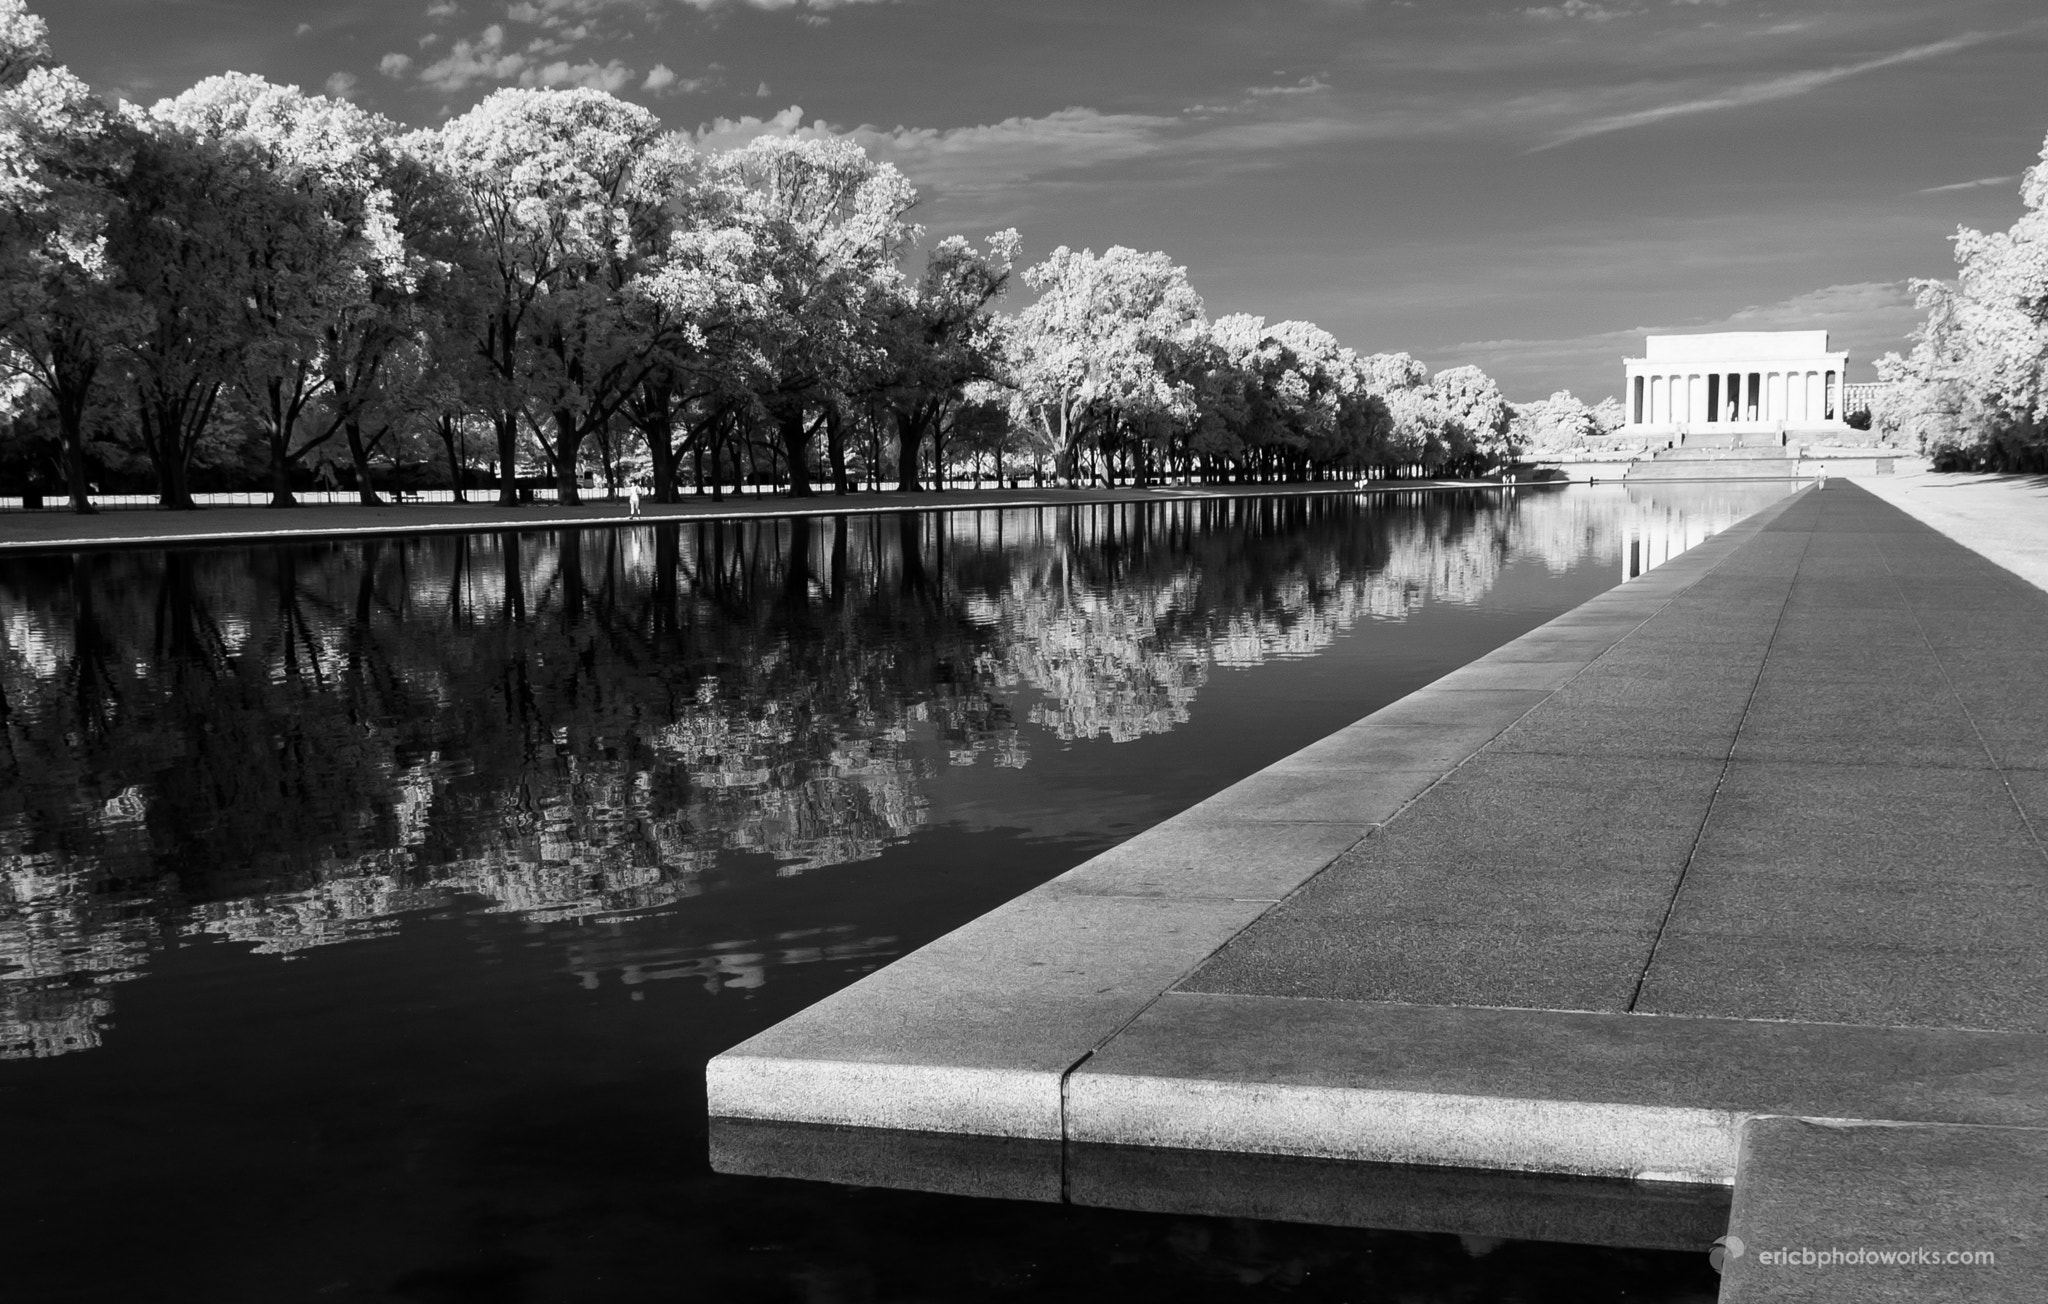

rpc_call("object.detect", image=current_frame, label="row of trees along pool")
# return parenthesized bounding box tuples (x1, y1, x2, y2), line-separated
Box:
(0, 0, 1530, 514)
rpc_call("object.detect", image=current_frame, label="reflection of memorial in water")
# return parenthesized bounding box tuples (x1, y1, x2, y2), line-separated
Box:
(0, 488, 1778, 1060)
(1610, 482, 1792, 582)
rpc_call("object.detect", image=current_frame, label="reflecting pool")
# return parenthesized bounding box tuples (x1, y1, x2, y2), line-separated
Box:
(0, 483, 1786, 1302)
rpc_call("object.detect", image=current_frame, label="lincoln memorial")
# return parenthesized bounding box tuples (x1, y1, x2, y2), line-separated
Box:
(1623, 330, 1849, 436)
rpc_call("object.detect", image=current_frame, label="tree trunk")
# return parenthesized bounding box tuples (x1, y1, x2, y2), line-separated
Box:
(45, 335, 99, 514)
(825, 403, 852, 495)
(266, 427, 297, 508)
(345, 417, 381, 505)
(894, 401, 929, 492)
(55, 383, 96, 515)
(553, 408, 583, 505)
(648, 420, 678, 504)
(436, 414, 467, 504)
(777, 403, 815, 497)
(139, 401, 197, 511)
(158, 444, 195, 511)
(597, 424, 620, 498)
(260, 376, 300, 508)
(495, 409, 520, 506)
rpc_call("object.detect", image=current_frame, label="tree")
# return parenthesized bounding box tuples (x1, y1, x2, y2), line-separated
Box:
(712, 134, 920, 497)
(1266, 320, 1383, 477)
(619, 134, 765, 503)
(1357, 352, 1436, 473)
(875, 229, 1016, 492)
(1196, 314, 1296, 475)
(0, 0, 135, 511)
(429, 87, 664, 504)
(106, 112, 276, 508)
(1430, 364, 1515, 473)
(1006, 245, 1205, 487)
(1510, 390, 1605, 453)
(151, 75, 416, 506)
(1881, 130, 2048, 470)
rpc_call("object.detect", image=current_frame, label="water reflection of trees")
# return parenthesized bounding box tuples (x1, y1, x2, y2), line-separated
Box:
(0, 486, 1777, 1058)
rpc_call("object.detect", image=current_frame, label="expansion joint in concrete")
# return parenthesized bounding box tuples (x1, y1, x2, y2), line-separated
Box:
(1878, 535, 2048, 870)
(1629, 495, 1815, 1013)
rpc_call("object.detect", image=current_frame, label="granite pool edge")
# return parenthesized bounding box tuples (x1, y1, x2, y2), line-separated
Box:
(704, 489, 1808, 1152)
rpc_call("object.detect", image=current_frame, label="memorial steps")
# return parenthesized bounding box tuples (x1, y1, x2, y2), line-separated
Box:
(1623, 436, 1899, 482)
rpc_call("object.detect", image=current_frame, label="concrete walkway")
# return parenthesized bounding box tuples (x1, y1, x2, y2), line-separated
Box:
(1858, 468, 2048, 596)
(709, 482, 2048, 1300)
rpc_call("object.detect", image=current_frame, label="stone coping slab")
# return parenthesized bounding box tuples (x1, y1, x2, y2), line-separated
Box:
(1717, 1118, 2047, 1302)
(1065, 993, 2048, 1185)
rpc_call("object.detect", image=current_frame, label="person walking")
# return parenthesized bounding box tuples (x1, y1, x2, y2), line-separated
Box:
(627, 480, 642, 518)
(1816, 461, 1828, 491)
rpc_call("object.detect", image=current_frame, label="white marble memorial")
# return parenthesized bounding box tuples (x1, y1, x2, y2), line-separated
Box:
(1622, 331, 1848, 439)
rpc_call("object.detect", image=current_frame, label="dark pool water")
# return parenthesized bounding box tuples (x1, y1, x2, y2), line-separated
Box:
(0, 484, 1789, 1303)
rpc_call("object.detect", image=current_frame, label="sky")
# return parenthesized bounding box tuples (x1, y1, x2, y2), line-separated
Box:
(39, 0, 2048, 401)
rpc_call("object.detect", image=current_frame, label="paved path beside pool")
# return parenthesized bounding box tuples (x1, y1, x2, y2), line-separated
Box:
(708, 481, 2048, 1300)
(1858, 468, 2048, 597)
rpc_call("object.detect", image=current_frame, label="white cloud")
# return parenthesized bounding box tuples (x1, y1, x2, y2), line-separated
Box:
(755, 81, 770, 97)
(1246, 75, 1330, 97)
(417, 24, 527, 91)
(324, 71, 360, 99)
(1525, 1, 1632, 20)
(1719, 281, 1919, 336)
(426, 1, 461, 16)
(1533, 31, 2000, 151)
(379, 52, 416, 78)
(855, 108, 1184, 194)
(519, 58, 633, 92)
(693, 104, 809, 152)
(673, 0, 891, 8)
(640, 64, 712, 94)
(692, 96, 1478, 213)
(692, 104, 1189, 198)
(1918, 174, 2019, 195)
(295, 22, 314, 37)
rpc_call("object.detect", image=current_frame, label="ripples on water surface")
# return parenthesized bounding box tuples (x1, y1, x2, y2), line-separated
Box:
(0, 484, 1786, 1302)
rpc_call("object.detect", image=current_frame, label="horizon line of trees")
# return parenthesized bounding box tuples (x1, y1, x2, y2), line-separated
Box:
(0, 0, 1532, 515)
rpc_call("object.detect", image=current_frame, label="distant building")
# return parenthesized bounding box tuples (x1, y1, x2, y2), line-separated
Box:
(1840, 382, 1892, 420)
(1623, 331, 1848, 434)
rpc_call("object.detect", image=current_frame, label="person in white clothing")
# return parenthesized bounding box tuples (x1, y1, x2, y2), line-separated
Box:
(627, 481, 642, 517)
(1815, 462, 1828, 492)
